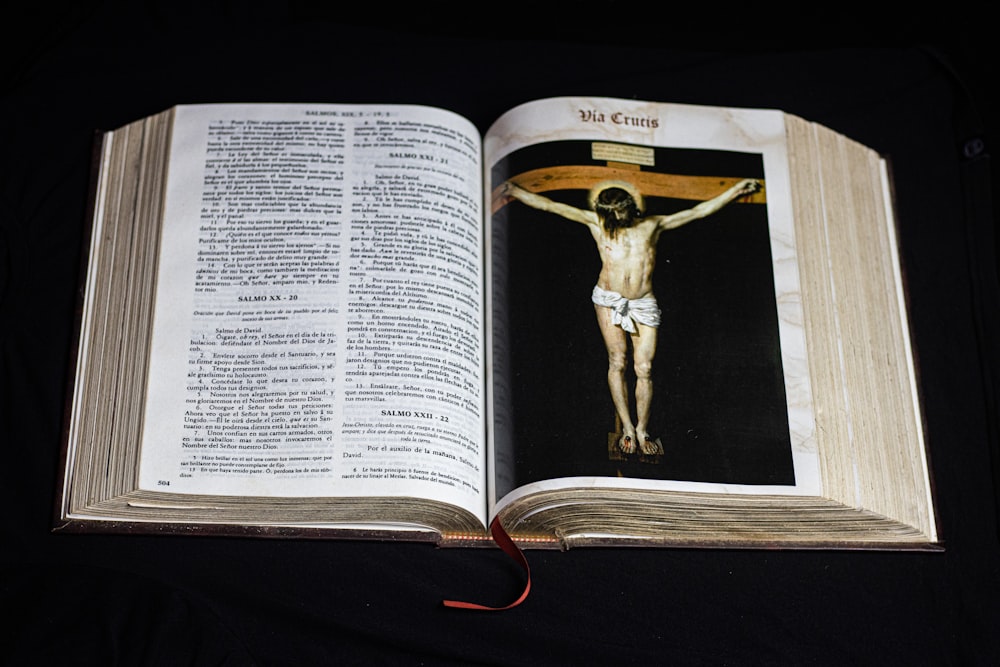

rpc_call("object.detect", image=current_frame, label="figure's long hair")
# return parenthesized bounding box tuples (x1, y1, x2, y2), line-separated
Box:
(592, 185, 642, 237)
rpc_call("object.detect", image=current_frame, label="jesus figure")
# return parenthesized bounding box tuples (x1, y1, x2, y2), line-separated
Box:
(502, 177, 762, 455)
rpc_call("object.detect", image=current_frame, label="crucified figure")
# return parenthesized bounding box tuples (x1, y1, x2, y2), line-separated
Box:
(502, 176, 762, 455)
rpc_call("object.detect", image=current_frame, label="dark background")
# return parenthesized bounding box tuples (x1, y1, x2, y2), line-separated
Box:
(3, 5, 999, 665)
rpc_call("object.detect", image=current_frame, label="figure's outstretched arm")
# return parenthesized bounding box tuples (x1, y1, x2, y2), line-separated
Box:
(654, 178, 762, 231)
(502, 181, 595, 226)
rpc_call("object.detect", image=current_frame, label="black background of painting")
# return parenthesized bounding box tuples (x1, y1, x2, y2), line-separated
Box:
(3, 6, 999, 665)
(491, 141, 794, 487)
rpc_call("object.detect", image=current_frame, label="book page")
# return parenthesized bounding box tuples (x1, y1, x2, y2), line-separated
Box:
(484, 97, 820, 513)
(137, 104, 485, 520)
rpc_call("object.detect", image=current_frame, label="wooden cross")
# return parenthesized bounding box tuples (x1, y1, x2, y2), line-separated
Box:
(491, 164, 766, 215)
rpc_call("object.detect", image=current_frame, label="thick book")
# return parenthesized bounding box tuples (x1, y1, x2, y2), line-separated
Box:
(55, 96, 940, 551)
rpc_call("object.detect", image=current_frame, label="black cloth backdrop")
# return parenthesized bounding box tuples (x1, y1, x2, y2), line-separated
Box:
(3, 7, 999, 665)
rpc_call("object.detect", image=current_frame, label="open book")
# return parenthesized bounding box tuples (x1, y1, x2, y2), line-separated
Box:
(57, 96, 939, 551)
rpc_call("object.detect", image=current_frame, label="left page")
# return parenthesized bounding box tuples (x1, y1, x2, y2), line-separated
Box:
(136, 104, 486, 521)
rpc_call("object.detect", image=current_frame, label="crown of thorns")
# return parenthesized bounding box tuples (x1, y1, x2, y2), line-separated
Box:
(588, 180, 645, 216)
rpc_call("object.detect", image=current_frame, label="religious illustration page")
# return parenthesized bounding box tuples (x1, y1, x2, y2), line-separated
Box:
(484, 97, 822, 512)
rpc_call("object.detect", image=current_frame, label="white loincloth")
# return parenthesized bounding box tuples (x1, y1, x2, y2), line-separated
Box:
(591, 285, 661, 333)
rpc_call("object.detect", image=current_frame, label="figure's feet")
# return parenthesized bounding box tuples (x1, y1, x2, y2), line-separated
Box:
(636, 428, 659, 455)
(618, 434, 637, 455)
(639, 437, 658, 455)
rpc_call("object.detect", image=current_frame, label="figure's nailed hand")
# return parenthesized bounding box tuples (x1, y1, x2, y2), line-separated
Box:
(740, 178, 762, 195)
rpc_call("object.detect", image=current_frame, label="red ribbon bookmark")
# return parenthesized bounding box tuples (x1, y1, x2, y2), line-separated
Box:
(442, 517, 531, 610)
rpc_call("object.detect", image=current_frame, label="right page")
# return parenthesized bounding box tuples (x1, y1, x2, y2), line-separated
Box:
(485, 97, 819, 514)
